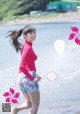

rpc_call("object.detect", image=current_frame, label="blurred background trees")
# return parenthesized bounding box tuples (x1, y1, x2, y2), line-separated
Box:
(0, 0, 79, 21)
(0, 0, 50, 20)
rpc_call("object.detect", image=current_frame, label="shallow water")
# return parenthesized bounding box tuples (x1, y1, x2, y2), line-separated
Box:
(0, 22, 80, 114)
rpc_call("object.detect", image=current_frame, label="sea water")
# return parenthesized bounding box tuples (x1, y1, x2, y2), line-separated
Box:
(0, 22, 80, 114)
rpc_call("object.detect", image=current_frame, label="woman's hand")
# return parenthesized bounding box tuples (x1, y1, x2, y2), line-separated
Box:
(33, 76, 41, 83)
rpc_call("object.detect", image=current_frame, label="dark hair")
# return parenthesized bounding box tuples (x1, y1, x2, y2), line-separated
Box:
(7, 25, 36, 53)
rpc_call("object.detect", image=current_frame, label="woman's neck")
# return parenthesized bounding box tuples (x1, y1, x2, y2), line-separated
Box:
(26, 40, 32, 46)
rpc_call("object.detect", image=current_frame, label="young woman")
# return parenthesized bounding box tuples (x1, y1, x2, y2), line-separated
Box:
(7, 25, 41, 114)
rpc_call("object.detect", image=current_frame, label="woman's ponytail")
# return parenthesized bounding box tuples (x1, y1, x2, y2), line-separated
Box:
(7, 25, 36, 53)
(7, 29, 23, 53)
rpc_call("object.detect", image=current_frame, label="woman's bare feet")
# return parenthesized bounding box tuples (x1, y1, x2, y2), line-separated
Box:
(10, 106, 18, 114)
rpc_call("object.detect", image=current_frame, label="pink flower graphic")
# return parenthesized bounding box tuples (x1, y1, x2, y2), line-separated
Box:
(69, 27, 80, 45)
(3, 87, 20, 104)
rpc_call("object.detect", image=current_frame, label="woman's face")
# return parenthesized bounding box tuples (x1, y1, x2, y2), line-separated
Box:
(25, 31, 36, 42)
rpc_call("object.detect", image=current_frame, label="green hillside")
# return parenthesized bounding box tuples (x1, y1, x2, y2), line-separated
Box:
(0, 0, 49, 21)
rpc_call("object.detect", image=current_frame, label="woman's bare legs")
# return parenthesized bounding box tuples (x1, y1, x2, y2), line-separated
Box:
(28, 91, 40, 114)
(10, 91, 40, 114)
(10, 94, 32, 114)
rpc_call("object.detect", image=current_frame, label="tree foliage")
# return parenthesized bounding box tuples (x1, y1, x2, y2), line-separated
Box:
(0, 0, 50, 20)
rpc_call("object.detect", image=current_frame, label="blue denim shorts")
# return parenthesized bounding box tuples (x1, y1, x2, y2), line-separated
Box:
(18, 71, 39, 94)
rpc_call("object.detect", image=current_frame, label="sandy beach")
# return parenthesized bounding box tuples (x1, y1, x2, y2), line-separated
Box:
(0, 11, 80, 25)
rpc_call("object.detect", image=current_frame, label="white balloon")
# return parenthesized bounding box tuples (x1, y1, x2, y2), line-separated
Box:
(54, 39, 65, 54)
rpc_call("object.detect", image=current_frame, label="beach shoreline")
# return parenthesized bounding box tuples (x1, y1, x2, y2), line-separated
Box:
(0, 11, 80, 25)
(0, 19, 80, 114)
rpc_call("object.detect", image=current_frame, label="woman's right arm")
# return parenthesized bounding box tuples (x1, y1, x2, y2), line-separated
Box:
(19, 44, 34, 81)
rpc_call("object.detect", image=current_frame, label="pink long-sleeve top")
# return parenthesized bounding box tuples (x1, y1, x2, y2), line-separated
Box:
(19, 41, 37, 81)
